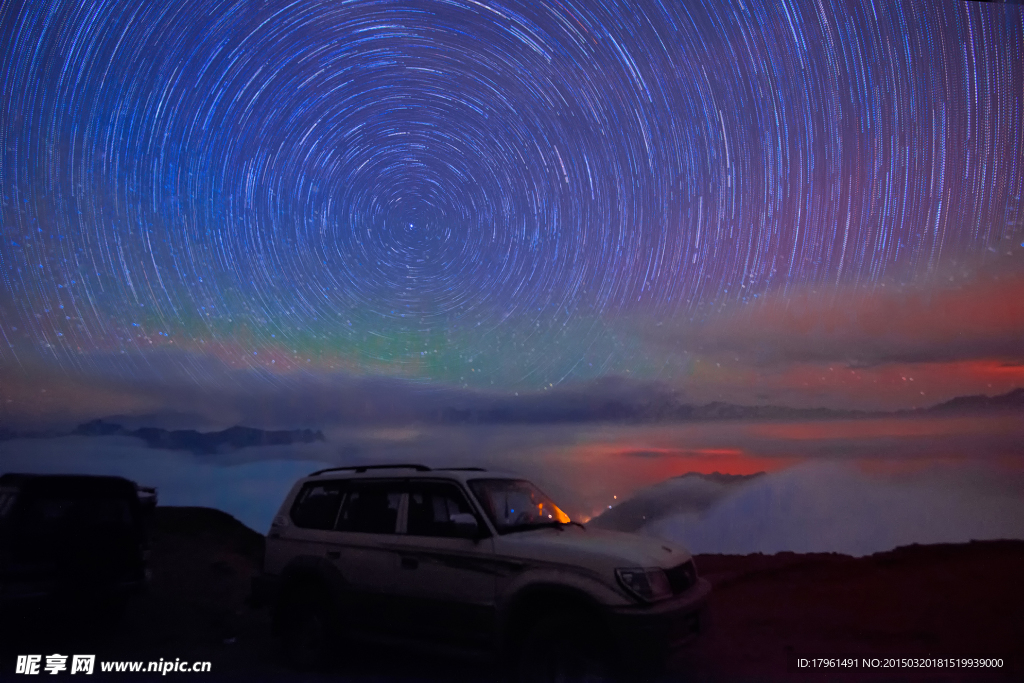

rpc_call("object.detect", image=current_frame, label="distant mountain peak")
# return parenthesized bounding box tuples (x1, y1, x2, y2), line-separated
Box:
(926, 387, 1024, 413)
(72, 420, 326, 454)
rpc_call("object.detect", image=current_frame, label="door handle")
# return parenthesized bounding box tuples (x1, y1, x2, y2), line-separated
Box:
(400, 556, 418, 570)
(326, 550, 340, 559)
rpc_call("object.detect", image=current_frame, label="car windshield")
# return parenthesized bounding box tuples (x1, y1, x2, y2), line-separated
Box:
(468, 479, 571, 534)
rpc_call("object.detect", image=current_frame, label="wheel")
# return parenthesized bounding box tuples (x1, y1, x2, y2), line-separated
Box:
(278, 587, 337, 671)
(517, 609, 614, 683)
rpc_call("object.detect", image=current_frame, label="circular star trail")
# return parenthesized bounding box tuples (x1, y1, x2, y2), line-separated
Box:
(0, 0, 1022, 387)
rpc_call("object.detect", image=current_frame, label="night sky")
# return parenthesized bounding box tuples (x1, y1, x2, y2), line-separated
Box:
(1, 0, 1023, 426)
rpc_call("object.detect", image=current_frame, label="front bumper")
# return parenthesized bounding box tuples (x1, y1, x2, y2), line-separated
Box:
(606, 577, 712, 667)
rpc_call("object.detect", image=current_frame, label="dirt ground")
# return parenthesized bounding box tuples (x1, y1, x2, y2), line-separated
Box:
(675, 544, 1023, 682)
(1, 507, 1020, 682)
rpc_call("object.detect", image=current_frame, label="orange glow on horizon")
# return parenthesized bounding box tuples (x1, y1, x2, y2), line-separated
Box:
(563, 441, 797, 479)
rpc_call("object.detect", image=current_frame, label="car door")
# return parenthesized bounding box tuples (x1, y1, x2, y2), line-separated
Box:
(279, 479, 348, 596)
(329, 480, 406, 636)
(0, 486, 59, 600)
(3, 484, 83, 600)
(386, 480, 497, 647)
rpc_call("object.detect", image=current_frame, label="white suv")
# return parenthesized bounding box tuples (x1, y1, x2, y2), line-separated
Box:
(253, 464, 710, 681)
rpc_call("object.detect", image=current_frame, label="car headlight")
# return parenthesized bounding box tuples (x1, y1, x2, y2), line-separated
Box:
(615, 567, 673, 602)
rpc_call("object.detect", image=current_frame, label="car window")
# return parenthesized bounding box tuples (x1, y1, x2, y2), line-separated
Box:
(290, 482, 345, 530)
(406, 482, 476, 538)
(336, 482, 402, 534)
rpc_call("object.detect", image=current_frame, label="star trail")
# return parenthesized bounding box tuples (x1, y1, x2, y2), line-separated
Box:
(0, 0, 1022, 395)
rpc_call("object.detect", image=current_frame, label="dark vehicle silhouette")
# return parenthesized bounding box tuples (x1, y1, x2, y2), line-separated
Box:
(252, 464, 710, 682)
(0, 474, 155, 618)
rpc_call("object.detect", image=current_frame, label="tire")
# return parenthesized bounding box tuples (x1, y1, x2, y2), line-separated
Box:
(516, 609, 615, 683)
(278, 586, 337, 671)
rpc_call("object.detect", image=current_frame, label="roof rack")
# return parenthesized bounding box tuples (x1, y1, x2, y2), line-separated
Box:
(309, 464, 431, 476)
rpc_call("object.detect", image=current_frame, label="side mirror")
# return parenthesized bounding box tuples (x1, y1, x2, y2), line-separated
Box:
(450, 513, 480, 539)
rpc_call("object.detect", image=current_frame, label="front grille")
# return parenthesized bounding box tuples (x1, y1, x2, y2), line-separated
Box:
(664, 559, 697, 595)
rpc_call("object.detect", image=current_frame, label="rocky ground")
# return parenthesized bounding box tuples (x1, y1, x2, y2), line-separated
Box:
(1, 507, 1020, 682)
(674, 543, 1023, 682)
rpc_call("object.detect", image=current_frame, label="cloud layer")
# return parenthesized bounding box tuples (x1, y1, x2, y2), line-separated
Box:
(645, 270, 1024, 367)
(2, 409, 1021, 548)
(642, 462, 1024, 557)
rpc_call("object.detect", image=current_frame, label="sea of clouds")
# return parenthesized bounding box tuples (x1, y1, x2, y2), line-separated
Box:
(2, 431, 1023, 556)
(637, 462, 1024, 556)
(0, 436, 333, 533)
